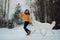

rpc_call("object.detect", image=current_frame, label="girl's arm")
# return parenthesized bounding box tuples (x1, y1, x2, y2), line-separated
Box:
(18, 12, 23, 18)
(29, 15, 32, 24)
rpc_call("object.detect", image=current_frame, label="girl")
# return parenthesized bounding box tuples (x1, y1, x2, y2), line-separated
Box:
(19, 9, 32, 36)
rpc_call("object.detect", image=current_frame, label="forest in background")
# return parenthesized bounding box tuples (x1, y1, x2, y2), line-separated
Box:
(0, 0, 60, 29)
(30, 0, 60, 29)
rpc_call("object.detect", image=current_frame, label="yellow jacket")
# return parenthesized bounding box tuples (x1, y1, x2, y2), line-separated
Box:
(19, 12, 32, 23)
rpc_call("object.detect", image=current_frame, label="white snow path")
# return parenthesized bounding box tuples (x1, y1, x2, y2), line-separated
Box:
(0, 25, 60, 40)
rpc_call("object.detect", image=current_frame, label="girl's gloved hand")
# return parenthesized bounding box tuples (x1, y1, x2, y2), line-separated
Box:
(30, 22, 33, 26)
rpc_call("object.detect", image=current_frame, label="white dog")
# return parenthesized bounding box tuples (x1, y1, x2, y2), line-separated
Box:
(30, 13, 56, 35)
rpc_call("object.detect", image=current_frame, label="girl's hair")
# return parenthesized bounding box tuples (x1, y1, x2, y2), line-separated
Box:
(24, 9, 30, 15)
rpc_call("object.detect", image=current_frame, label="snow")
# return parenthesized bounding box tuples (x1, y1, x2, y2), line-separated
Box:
(0, 25, 60, 40)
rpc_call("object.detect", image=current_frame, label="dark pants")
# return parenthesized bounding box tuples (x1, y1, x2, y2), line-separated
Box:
(24, 22, 30, 33)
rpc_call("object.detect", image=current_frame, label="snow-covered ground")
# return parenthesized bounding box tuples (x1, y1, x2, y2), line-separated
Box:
(0, 25, 60, 40)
